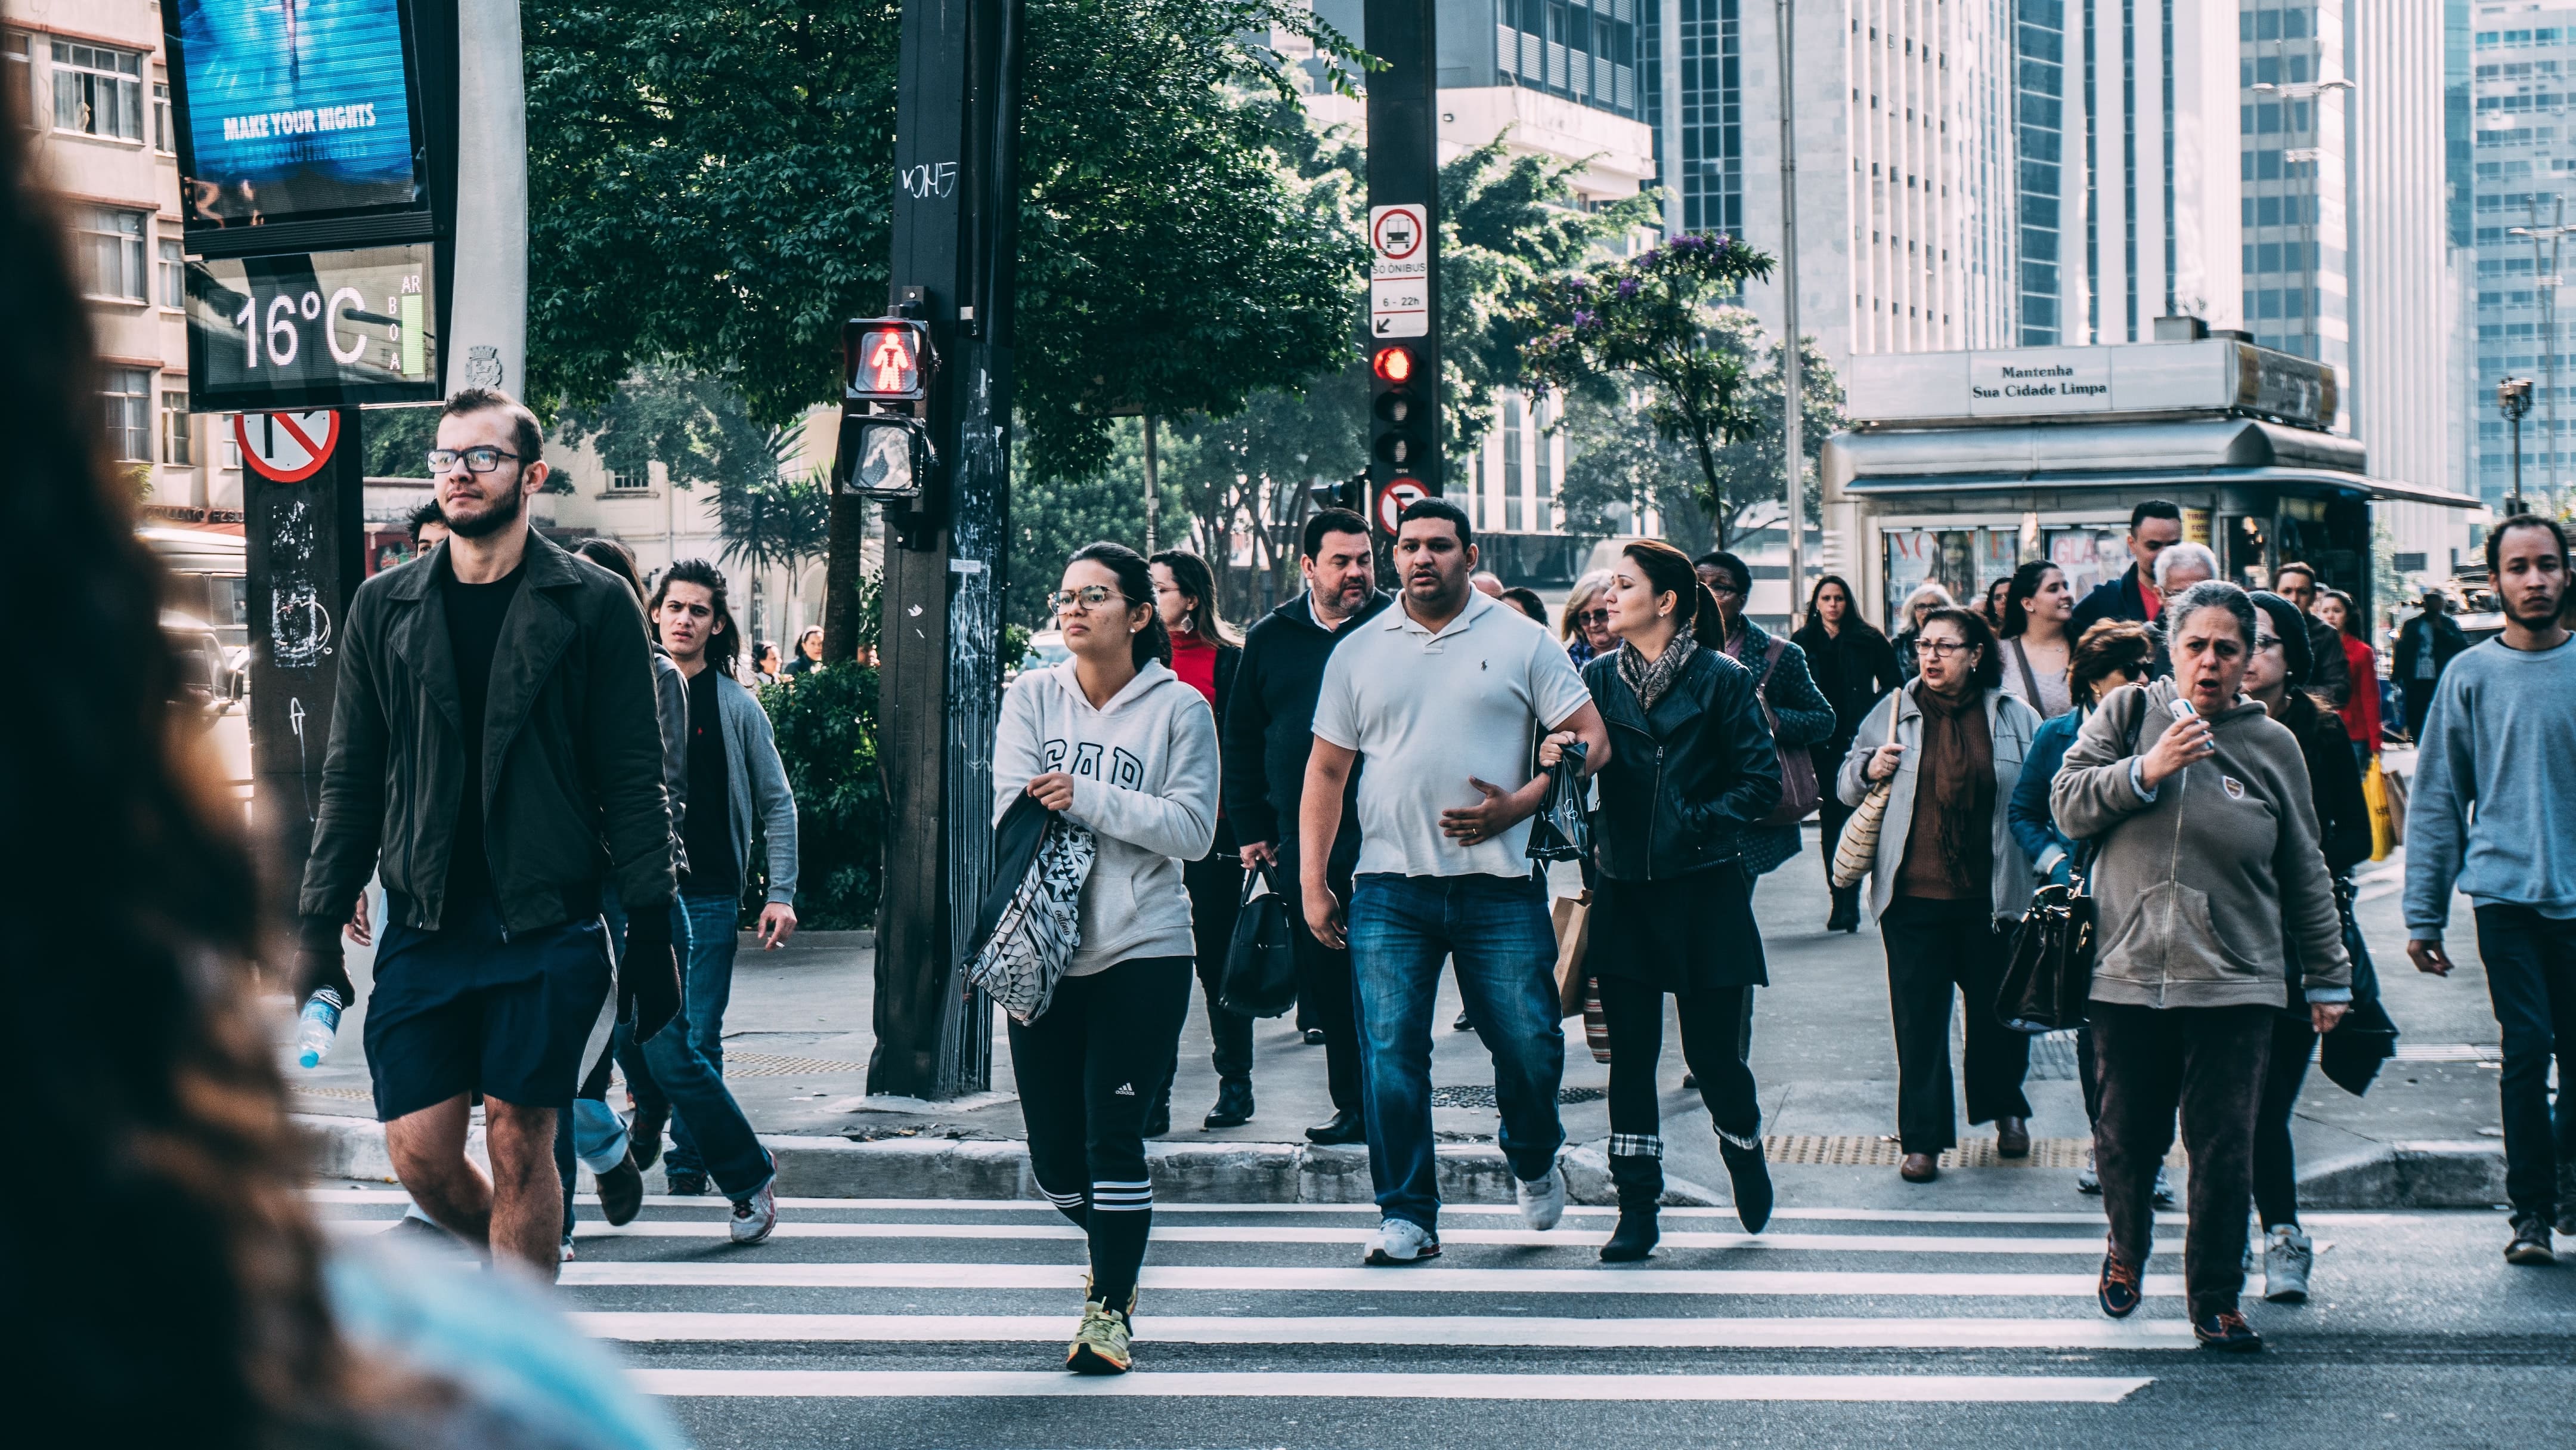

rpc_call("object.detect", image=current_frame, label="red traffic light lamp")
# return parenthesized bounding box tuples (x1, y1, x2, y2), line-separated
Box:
(1372, 344, 1416, 385)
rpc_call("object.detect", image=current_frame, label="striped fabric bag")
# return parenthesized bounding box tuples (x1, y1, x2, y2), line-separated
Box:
(1830, 697, 1903, 890)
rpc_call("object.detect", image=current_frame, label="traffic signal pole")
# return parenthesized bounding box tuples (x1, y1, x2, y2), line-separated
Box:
(1364, 0, 1441, 528)
(847, 0, 1025, 1099)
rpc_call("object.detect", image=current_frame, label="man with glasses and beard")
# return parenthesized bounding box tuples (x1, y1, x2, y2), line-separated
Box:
(296, 388, 682, 1277)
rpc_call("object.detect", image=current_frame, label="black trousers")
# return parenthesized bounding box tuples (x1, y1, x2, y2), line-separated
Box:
(1182, 849, 1251, 1081)
(1007, 955, 1194, 1306)
(2475, 904, 2576, 1222)
(1597, 974, 1760, 1151)
(1817, 792, 1859, 892)
(1283, 839, 1362, 1115)
(2252, 1012, 2318, 1229)
(2400, 676, 2439, 741)
(2093, 1002, 2273, 1320)
(1881, 896, 2030, 1154)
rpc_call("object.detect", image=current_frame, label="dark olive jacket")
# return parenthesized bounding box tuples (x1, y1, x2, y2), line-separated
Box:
(298, 531, 676, 933)
(1583, 645, 1784, 882)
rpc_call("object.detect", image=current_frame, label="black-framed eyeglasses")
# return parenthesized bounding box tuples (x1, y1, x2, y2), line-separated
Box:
(427, 446, 522, 474)
(1046, 585, 1129, 614)
(1577, 608, 1612, 624)
(1912, 639, 1973, 658)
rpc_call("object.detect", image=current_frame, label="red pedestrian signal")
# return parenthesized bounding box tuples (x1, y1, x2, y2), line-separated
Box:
(1372, 345, 1416, 385)
(844, 318, 931, 401)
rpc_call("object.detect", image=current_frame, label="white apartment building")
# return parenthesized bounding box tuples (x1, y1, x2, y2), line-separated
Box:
(6, 0, 229, 522)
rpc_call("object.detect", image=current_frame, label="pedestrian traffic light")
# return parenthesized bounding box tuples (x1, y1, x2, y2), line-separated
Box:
(1370, 344, 1428, 470)
(835, 314, 940, 503)
(1307, 471, 1367, 514)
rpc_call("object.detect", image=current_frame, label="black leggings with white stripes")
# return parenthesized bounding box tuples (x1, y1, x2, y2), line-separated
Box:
(1005, 954, 1194, 1308)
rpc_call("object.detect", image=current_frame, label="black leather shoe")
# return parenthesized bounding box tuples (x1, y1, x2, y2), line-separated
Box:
(1825, 892, 1860, 934)
(1996, 1117, 2032, 1158)
(596, 1150, 645, 1226)
(628, 1102, 668, 1172)
(1305, 1109, 1366, 1145)
(1203, 1077, 1255, 1129)
(1304, 1028, 1326, 1046)
(1720, 1139, 1773, 1235)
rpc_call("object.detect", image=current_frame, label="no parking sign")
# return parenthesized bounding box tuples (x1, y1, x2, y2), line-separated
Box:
(235, 410, 342, 483)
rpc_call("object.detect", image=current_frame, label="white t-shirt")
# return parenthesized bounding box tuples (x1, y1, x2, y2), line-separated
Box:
(1311, 588, 1593, 878)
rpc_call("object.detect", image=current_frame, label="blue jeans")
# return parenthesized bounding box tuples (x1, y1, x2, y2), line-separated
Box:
(655, 894, 743, 1176)
(603, 895, 775, 1201)
(1348, 873, 1566, 1231)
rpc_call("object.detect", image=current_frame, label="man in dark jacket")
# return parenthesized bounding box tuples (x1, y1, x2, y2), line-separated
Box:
(2270, 561, 2354, 709)
(1223, 508, 1389, 1145)
(2393, 590, 2470, 740)
(296, 388, 679, 1277)
(2068, 500, 2185, 638)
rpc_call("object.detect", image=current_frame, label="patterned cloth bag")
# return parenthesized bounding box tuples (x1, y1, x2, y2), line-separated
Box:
(962, 814, 1097, 1025)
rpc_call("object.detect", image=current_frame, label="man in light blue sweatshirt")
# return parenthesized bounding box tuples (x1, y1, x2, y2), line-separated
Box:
(2405, 515, 2576, 1266)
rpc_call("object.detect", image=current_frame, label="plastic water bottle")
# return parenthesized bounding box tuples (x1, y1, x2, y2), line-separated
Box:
(295, 987, 345, 1069)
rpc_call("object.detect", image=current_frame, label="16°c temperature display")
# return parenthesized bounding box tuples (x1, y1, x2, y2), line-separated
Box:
(186, 244, 440, 412)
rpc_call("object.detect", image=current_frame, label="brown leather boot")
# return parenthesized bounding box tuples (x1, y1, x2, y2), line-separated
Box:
(1899, 1152, 1940, 1183)
(1996, 1117, 2032, 1158)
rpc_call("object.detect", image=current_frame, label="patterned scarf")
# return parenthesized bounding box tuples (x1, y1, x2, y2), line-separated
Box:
(1617, 632, 1698, 711)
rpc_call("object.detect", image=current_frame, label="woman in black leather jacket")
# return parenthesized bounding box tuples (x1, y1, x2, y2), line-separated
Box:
(1541, 540, 1783, 1262)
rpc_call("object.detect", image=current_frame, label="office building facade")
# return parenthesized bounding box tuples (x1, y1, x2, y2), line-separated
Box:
(2464, 9, 2576, 514)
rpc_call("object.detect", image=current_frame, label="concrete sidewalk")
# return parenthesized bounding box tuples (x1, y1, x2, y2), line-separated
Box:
(287, 823, 2516, 1209)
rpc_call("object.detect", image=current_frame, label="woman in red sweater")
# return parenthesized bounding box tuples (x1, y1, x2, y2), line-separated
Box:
(1148, 549, 1251, 1133)
(2315, 589, 2382, 769)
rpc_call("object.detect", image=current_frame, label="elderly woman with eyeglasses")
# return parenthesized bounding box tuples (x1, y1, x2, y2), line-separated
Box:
(1837, 605, 2043, 1185)
(2051, 581, 2350, 1353)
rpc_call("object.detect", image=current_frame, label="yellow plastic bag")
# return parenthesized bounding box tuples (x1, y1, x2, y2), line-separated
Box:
(2363, 756, 2395, 861)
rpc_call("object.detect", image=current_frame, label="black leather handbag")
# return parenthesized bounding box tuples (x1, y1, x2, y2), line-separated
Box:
(1996, 881, 2096, 1034)
(1218, 865, 1299, 1018)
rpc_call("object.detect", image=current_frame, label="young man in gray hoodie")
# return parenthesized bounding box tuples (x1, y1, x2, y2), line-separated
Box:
(2405, 515, 2576, 1265)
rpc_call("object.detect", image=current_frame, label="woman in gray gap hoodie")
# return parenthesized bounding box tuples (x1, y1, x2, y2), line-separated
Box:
(2050, 580, 2349, 1353)
(990, 542, 1218, 1377)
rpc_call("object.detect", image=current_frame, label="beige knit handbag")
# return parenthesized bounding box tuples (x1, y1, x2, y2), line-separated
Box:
(1829, 695, 1903, 890)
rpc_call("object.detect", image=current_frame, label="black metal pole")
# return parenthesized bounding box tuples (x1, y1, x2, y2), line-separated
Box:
(863, 0, 1023, 1099)
(1364, 0, 1441, 503)
(243, 409, 366, 934)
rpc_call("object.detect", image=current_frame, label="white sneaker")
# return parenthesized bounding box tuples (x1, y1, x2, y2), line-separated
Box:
(730, 1180, 778, 1245)
(1518, 1164, 1568, 1231)
(2263, 1224, 2314, 1303)
(1363, 1216, 1440, 1265)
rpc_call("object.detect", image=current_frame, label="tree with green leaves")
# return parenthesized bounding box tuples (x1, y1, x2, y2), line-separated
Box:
(524, 0, 1362, 477)
(1518, 233, 1779, 546)
(1554, 310, 1847, 549)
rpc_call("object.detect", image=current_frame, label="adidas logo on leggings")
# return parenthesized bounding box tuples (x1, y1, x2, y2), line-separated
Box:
(1113, 1083, 1135, 1096)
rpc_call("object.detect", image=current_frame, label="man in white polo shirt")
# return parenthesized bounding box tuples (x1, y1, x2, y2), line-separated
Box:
(1300, 498, 1611, 1265)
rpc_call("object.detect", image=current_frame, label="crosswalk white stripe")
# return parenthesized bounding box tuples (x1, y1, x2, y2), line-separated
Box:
(461, 1220, 2166, 1255)
(302, 1189, 2196, 1227)
(631, 1368, 2156, 1402)
(574, 1311, 2199, 1349)
(560, 1261, 2185, 1296)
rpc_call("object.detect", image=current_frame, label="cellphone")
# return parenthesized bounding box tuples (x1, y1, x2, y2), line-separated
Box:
(2171, 698, 2196, 719)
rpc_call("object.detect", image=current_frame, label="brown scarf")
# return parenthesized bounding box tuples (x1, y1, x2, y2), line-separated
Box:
(1617, 632, 1698, 711)
(1895, 682, 1996, 902)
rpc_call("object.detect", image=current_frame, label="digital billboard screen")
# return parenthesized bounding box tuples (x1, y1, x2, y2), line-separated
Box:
(171, 0, 428, 235)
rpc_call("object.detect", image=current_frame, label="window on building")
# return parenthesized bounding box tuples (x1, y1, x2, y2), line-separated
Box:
(606, 469, 650, 493)
(158, 237, 184, 309)
(153, 80, 172, 152)
(51, 42, 143, 141)
(161, 387, 193, 466)
(75, 207, 147, 301)
(103, 369, 150, 462)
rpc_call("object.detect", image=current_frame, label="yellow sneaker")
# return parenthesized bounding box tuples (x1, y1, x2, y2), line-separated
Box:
(1065, 1285, 1136, 1374)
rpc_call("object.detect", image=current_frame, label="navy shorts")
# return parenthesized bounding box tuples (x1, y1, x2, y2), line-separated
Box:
(363, 894, 613, 1121)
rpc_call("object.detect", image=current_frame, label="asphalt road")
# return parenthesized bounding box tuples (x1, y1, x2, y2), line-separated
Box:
(313, 1185, 2576, 1449)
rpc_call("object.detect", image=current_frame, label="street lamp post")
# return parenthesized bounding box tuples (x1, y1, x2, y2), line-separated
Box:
(2499, 376, 2535, 518)
(2507, 204, 2576, 510)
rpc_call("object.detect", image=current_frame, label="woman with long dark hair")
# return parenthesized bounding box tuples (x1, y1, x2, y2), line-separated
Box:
(1996, 559, 2077, 719)
(1, 116, 680, 1446)
(2313, 588, 2383, 770)
(1544, 542, 1782, 1259)
(2243, 592, 2374, 1304)
(993, 542, 1219, 1374)
(1836, 607, 2044, 1183)
(1147, 548, 1252, 1132)
(1792, 574, 1902, 932)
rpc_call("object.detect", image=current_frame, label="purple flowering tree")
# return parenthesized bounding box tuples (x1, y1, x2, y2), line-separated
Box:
(1518, 232, 1776, 545)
